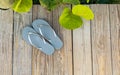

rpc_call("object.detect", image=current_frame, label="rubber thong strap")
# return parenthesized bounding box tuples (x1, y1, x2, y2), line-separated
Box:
(38, 24, 57, 37)
(28, 32, 47, 50)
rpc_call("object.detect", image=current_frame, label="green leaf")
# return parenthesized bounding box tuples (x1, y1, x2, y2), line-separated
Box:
(0, 0, 14, 9)
(87, 0, 89, 3)
(12, 0, 32, 13)
(59, 8, 83, 30)
(72, 5, 94, 20)
(39, 0, 62, 11)
(62, 0, 80, 4)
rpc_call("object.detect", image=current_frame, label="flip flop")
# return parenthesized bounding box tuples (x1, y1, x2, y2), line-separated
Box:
(32, 19, 63, 50)
(22, 26, 54, 55)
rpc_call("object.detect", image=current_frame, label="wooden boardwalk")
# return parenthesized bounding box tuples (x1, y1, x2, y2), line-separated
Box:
(0, 4, 120, 75)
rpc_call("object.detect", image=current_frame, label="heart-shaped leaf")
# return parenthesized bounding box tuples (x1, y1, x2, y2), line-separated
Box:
(39, 0, 62, 11)
(72, 5, 94, 20)
(62, 0, 80, 4)
(0, 0, 14, 9)
(59, 8, 83, 30)
(12, 0, 32, 13)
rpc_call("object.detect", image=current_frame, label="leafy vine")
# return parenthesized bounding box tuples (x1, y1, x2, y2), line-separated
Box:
(0, 0, 94, 30)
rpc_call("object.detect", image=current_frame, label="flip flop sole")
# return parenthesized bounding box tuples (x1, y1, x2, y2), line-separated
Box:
(32, 19, 63, 50)
(22, 26, 54, 55)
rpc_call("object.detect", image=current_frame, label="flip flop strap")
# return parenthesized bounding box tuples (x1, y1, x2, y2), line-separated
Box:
(28, 32, 47, 49)
(38, 24, 57, 37)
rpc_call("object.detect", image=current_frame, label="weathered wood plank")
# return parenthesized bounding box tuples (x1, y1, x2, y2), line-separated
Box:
(109, 4, 120, 75)
(32, 5, 54, 75)
(52, 5, 73, 75)
(32, 5, 38, 20)
(91, 5, 112, 75)
(73, 20, 92, 75)
(32, 5, 73, 75)
(13, 11, 32, 75)
(0, 9, 13, 75)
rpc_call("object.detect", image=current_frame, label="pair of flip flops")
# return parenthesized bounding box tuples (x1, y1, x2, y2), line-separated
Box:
(22, 19, 63, 55)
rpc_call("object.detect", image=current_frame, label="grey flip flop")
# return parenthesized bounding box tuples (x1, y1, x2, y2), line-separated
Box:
(22, 26, 54, 55)
(32, 19, 63, 50)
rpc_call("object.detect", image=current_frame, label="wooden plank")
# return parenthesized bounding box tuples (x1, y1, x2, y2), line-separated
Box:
(109, 4, 120, 75)
(32, 5, 38, 20)
(13, 11, 32, 75)
(32, 5, 73, 75)
(32, 5, 54, 75)
(91, 5, 112, 75)
(52, 5, 73, 75)
(73, 19, 92, 75)
(0, 9, 13, 75)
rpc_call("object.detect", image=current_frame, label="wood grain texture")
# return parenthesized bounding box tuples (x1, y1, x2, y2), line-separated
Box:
(32, 5, 73, 75)
(91, 4, 112, 75)
(32, 5, 54, 75)
(1, 4, 120, 75)
(73, 19, 92, 75)
(0, 9, 13, 75)
(13, 11, 32, 75)
(52, 5, 73, 75)
(109, 4, 120, 75)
